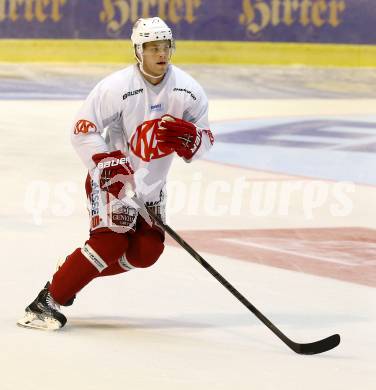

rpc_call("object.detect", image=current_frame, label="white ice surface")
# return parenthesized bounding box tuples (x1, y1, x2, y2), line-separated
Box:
(0, 99, 375, 390)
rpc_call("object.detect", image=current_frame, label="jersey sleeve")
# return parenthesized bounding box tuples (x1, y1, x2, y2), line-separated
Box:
(182, 83, 214, 163)
(70, 80, 122, 170)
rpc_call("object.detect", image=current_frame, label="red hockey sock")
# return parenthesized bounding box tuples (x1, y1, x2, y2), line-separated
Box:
(49, 248, 99, 305)
(49, 230, 129, 305)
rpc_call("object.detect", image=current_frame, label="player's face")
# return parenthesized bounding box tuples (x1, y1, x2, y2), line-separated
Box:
(142, 40, 172, 76)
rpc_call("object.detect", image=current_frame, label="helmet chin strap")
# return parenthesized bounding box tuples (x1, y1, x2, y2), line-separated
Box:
(135, 55, 166, 79)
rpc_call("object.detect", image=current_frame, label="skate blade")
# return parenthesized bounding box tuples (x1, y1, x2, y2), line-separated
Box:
(17, 312, 62, 331)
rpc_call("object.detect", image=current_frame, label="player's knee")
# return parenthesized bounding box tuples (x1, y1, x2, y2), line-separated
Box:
(127, 229, 165, 268)
(87, 229, 129, 265)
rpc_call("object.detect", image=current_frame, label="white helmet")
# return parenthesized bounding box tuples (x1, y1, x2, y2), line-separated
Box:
(131, 17, 174, 55)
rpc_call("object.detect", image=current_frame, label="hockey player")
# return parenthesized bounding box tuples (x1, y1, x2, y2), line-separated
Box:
(17, 17, 214, 330)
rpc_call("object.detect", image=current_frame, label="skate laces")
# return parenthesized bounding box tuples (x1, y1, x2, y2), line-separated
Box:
(46, 292, 61, 311)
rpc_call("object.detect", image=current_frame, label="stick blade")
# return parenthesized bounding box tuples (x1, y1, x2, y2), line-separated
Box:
(291, 334, 341, 355)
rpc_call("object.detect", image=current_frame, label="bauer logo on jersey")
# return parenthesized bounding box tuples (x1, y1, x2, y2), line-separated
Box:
(74, 119, 98, 135)
(123, 88, 144, 100)
(130, 119, 173, 162)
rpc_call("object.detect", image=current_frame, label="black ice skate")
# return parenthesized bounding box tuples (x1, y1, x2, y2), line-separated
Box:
(17, 282, 67, 330)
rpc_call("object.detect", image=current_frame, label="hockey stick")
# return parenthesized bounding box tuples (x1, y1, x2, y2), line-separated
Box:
(133, 200, 340, 355)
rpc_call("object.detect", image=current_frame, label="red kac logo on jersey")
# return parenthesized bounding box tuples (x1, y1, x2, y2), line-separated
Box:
(74, 119, 97, 135)
(130, 119, 173, 162)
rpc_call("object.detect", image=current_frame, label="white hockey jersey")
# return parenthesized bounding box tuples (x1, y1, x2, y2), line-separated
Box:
(71, 64, 214, 204)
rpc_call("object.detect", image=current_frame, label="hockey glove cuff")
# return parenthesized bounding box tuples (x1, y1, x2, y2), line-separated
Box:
(92, 150, 135, 199)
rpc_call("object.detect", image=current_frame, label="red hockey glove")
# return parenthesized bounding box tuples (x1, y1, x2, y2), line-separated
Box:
(156, 115, 202, 160)
(92, 150, 134, 199)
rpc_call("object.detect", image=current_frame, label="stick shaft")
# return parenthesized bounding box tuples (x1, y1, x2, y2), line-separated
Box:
(144, 206, 292, 346)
